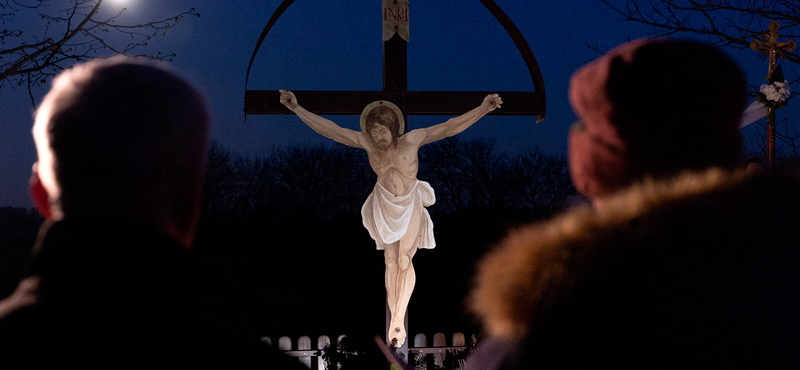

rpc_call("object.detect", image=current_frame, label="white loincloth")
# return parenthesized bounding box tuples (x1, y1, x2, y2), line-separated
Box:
(361, 180, 436, 250)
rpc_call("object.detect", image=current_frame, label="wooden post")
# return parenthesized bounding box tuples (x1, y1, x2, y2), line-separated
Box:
(767, 106, 776, 169)
(279, 336, 292, 351)
(298, 336, 312, 368)
(433, 333, 446, 367)
(452, 332, 465, 346)
(413, 333, 427, 347)
(317, 335, 331, 370)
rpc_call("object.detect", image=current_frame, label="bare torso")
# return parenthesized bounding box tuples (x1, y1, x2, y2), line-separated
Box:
(364, 135, 421, 196)
(278, 89, 501, 349)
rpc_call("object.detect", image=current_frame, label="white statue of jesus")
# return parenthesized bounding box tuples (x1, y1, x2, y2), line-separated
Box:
(279, 90, 502, 347)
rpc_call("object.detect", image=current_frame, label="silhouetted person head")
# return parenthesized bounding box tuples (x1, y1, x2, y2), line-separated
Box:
(469, 170, 800, 369)
(30, 56, 210, 248)
(568, 39, 746, 200)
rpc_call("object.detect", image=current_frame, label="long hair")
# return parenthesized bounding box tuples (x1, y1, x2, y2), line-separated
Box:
(366, 105, 400, 138)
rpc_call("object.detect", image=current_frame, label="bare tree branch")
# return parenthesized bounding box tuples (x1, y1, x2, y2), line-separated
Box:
(601, 0, 800, 63)
(0, 0, 199, 95)
(603, 0, 800, 160)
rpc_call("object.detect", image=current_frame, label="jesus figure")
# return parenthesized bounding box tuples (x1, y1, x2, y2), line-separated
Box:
(279, 90, 502, 347)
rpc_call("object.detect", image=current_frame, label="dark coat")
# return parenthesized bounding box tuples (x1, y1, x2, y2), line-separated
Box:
(466, 169, 800, 369)
(0, 220, 306, 369)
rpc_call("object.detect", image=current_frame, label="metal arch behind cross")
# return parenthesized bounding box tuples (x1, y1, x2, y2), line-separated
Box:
(244, 0, 296, 91)
(243, 0, 547, 122)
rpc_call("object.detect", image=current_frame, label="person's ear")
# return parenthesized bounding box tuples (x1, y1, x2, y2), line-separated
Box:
(29, 163, 53, 220)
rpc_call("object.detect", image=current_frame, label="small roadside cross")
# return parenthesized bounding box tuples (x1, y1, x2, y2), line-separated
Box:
(750, 20, 796, 169)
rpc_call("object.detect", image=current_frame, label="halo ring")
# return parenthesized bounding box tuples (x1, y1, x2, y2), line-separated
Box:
(360, 100, 405, 134)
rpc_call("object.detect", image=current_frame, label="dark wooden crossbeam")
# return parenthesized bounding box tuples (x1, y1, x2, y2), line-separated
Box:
(245, 90, 545, 116)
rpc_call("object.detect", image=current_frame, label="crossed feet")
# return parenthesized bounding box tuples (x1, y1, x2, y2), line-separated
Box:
(389, 325, 407, 348)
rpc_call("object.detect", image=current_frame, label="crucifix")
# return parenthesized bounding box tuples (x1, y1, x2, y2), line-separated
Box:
(244, 0, 546, 355)
(750, 20, 796, 169)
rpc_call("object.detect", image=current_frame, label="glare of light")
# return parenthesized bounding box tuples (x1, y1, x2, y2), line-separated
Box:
(103, 0, 131, 14)
(105, 0, 129, 8)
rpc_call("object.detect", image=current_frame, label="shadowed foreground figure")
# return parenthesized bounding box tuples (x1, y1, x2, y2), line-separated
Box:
(469, 170, 800, 369)
(465, 39, 800, 369)
(0, 57, 306, 369)
(566, 39, 745, 204)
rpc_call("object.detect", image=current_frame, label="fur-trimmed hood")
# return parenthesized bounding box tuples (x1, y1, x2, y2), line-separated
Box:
(469, 168, 800, 344)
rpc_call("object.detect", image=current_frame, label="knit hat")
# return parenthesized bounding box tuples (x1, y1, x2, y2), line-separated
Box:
(568, 39, 746, 198)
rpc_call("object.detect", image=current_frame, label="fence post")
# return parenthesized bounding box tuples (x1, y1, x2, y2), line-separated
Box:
(298, 336, 312, 368)
(414, 333, 427, 347)
(335, 335, 347, 370)
(317, 335, 331, 370)
(272, 331, 473, 370)
(433, 333, 446, 367)
(279, 336, 292, 351)
(433, 333, 446, 347)
(452, 332, 465, 347)
(413, 333, 428, 370)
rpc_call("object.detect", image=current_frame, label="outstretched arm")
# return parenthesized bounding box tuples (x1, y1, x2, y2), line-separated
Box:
(416, 94, 502, 146)
(279, 90, 365, 148)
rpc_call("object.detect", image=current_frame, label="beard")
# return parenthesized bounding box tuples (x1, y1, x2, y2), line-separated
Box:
(376, 139, 391, 149)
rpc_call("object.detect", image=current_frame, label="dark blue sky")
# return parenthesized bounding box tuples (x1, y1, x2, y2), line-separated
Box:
(0, 0, 793, 208)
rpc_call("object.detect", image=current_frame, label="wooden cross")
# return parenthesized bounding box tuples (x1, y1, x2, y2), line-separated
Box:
(750, 20, 796, 169)
(242, 0, 546, 358)
(244, 0, 546, 132)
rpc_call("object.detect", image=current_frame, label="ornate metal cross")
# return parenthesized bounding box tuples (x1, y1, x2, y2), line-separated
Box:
(751, 20, 796, 168)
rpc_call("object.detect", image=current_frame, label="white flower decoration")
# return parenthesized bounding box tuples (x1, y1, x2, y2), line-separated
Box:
(760, 80, 791, 103)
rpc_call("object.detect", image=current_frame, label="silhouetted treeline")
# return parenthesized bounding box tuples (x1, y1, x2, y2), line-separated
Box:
(191, 138, 576, 340)
(419, 137, 575, 215)
(201, 137, 574, 222)
(0, 139, 576, 342)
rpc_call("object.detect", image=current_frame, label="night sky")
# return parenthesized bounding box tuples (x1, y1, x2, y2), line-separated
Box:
(1, 0, 796, 207)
